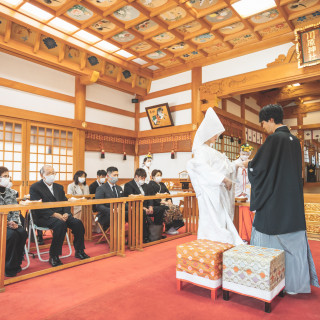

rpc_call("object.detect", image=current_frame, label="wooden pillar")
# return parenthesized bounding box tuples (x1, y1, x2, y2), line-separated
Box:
(297, 113, 305, 181)
(240, 95, 246, 143)
(134, 97, 140, 171)
(222, 98, 227, 111)
(192, 67, 203, 130)
(74, 76, 86, 172)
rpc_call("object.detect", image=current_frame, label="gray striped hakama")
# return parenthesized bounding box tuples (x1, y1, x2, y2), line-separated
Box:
(251, 227, 319, 293)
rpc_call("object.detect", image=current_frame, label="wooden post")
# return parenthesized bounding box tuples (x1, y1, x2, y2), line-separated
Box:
(0, 214, 8, 292)
(297, 113, 305, 181)
(192, 67, 203, 141)
(222, 98, 227, 111)
(74, 77, 86, 172)
(240, 95, 246, 119)
(134, 97, 140, 171)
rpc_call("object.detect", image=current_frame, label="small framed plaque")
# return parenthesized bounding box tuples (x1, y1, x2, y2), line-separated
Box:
(145, 103, 174, 129)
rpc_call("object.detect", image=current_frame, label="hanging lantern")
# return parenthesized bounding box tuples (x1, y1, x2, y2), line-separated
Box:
(230, 137, 234, 143)
(171, 149, 175, 159)
(123, 151, 127, 160)
(238, 138, 242, 145)
(101, 149, 105, 159)
(219, 134, 223, 140)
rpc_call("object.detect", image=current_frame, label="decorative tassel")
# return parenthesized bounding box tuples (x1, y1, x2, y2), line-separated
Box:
(123, 151, 127, 160)
(230, 137, 234, 143)
(238, 138, 242, 145)
(101, 149, 105, 159)
(219, 134, 223, 140)
(171, 149, 175, 159)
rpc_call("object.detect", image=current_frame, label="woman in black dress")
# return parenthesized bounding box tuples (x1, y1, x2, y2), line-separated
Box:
(148, 169, 184, 235)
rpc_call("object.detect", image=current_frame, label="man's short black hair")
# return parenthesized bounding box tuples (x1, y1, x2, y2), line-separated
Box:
(259, 104, 283, 124)
(107, 167, 118, 175)
(135, 168, 147, 178)
(97, 170, 107, 176)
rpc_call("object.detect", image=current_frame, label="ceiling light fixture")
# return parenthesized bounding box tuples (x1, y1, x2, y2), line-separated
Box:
(231, 0, 276, 18)
(73, 30, 100, 44)
(20, 2, 53, 21)
(48, 18, 78, 34)
(116, 50, 133, 58)
(1, 0, 23, 7)
(292, 83, 301, 87)
(95, 40, 119, 52)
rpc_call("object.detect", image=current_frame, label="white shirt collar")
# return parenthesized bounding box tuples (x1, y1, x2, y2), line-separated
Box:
(43, 180, 54, 195)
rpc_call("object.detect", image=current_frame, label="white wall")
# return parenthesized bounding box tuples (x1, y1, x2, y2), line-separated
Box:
(246, 97, 261, 112)
(226, 100, 241, 117)
(139, 152, 192, 178)
(86, 107, 134, 130)
(85, 152, 134, 178)
(283, 118, 298, 127)
(203, 43, 294, 83)
(86, 83, 134, 112)
(0, 86, 75, 118)
(0, 51, 75, 96)
(304, 111, 320, 125)
(150, 71, 191, 93)
(245, 110, 259, 124)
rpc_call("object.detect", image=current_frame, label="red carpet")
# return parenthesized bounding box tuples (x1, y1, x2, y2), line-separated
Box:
(0, 236, 319, 320)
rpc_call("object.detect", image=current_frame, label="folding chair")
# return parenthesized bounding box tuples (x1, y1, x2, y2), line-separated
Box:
(27, 211, 72, 262)
(93, 215, 110, 245)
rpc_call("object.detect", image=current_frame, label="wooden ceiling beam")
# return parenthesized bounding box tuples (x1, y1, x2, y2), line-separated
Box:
(275, 0, 294, 31)
(4, 20, 11, 43)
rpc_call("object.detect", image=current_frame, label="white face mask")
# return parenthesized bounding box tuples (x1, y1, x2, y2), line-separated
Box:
(7, 181, 13, 189)
(109, 176, 118, 184)
(145, 161, 151, 168)
(99, 178, 106, 184)
(44, 174, 55, 185)
(240, 155, 250, 161)
(78, 177, 86, 184)
(155, 176, 162, 183)
(138, 179, 145, 186)
(0, 177, 10, 188)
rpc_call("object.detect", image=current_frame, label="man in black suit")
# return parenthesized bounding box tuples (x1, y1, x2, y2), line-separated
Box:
(89, 169, 107, 212)
(124, 168, 165, 243)
(95, 166, 128, 230)
(29, 165, 90, 267)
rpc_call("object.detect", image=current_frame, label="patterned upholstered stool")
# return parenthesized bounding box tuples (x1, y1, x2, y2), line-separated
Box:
(176, 240, 234, 300)
(222, 245, 285, 313)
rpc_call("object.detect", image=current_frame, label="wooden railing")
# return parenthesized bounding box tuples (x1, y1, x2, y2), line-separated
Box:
(0, 192, 197, 292)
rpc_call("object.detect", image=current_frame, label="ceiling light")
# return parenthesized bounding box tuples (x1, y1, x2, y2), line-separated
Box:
(132, 58, 148, 65)
(292, 83, 301, 87)
(148, 65, 159, 71)
(232, 0, 276, 18)
(116, 50, 133, 58)
(95, 40, 119, 52)
(20, 3, 53, 21)
(1, 0, 23, 7)
(73, 30, 100, 44)
(48, 18, 78, 34)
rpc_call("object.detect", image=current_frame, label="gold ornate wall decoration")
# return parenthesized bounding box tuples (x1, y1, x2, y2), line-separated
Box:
(305, 202, 320, 235)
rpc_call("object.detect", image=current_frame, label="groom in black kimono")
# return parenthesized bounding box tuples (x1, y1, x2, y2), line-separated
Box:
(244, 104, 319, 294)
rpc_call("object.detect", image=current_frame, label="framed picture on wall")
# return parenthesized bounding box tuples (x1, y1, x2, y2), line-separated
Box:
(145, 103, 174, 129)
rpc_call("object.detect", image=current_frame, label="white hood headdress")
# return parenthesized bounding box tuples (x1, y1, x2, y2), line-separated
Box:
(192, 107, 225, 152)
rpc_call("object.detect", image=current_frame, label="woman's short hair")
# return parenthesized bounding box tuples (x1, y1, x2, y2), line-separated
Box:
(259, 104, 283, 124)
(151, 169, 162, 178)
(0, 166, 9, 177)
(73, 170, 87, 185)
(135, 168, 147, 178)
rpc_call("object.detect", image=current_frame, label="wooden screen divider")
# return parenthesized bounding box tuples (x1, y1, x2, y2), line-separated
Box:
(0, 192, 197, 292)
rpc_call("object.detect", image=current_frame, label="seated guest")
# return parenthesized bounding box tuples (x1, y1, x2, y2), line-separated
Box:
(0, 167, 28, 277)
(148, 169, 184, 235)
(95, 167, 127, 231)
(67, 170, 89, 220)
(30, 165, 89, 267)
(89, 170, 107, 213)
(124, 168, 165, 243)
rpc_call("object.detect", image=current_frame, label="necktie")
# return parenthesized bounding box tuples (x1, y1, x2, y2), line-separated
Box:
(112, 186, 117, 198)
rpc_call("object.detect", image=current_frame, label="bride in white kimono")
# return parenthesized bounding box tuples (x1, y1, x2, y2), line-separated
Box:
(187, 108, 243, 245)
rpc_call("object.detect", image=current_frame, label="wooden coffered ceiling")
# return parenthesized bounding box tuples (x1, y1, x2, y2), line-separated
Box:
(1, 0, 320, 92)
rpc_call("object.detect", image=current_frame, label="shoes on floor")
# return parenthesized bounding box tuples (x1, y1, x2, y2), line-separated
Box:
(286, 291, 297, 295)
(5, 271, 17, 277)
(166, 227, 179, 235)
(75, 250, 90, 260)
(49, 256, 63, 267)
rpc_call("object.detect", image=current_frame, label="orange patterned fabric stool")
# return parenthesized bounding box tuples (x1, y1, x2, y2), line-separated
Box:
(222, 245, 285, 313)
(176, 239, 234, 300)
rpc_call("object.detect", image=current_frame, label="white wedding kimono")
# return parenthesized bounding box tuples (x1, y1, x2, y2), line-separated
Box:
(187, 108, 243, 245)
(233, 157, 251, 199)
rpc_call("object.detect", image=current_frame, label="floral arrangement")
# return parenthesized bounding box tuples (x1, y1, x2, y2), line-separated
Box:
(240, 143, 254, 152)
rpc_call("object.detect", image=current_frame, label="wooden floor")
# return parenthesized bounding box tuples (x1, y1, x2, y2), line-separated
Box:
(304, 183, 320, 194)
